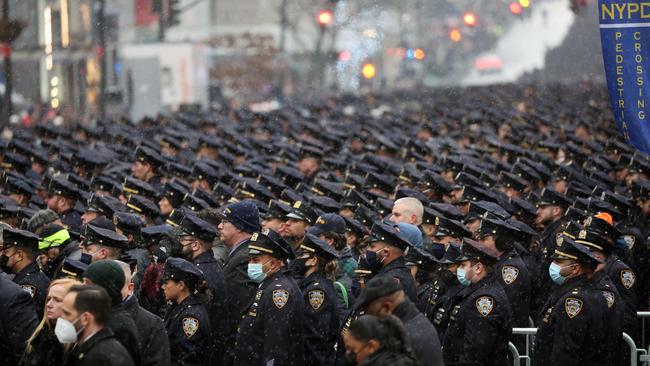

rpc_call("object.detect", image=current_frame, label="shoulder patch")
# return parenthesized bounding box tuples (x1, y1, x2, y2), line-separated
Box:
(602, 290, 615, 308)
(620, 270, 635, 289)
(475, 296, 494, 317)
(308, 290, 325, 311)
(272, 289, 289, 309)
(564, 298, 583, 318)
(182, 317, 199, 338)
(501, 266, 519, 285)
(21, 284, 36, 297)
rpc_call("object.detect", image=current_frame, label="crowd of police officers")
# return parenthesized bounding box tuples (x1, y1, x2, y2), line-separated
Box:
(0, 82, 649, 366)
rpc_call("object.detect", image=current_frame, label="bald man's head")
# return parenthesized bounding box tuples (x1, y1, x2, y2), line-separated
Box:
(391, 197, 424, 225)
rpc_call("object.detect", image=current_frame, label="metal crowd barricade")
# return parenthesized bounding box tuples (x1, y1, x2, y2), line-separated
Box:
(510, 327, 537, 366)
(508, 329, 646, 366)
(639, 311, 650, 349)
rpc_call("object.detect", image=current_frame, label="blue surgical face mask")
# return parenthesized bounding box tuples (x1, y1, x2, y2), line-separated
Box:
(248, 260, 271, 283)
(548, 262, 575, 285)
(365, 247, 387, 272)
(456, 267, 471, 286)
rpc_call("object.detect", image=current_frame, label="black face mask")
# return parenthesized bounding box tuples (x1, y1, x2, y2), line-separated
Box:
(292, 257, 310, 276)
(80, 253, 93, 265)
(438, 268, 459, 286)
(0, 254, 9, 273)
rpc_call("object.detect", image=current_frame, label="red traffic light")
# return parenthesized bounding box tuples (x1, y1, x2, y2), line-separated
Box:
(317, 10, 334, 26)
(509, 2, 523, 14)
(463, 12, 477, 27)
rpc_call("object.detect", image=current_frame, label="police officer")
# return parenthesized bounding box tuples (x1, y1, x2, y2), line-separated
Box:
(0, 271, 38, 365)
(296, 233, 341, 366)
(364, 220, 418, 302)
(2, 227, 50, 318)
(442, 238, 512, 366)
(162, 257, 211, 366)
(132, 146, 164, 193)
(532, 236, 613, 365)
(113, 212, 150, 296)
(582, 214, 639, 342)
(177, 213, 228, 364)
(46, 178, 83, 233)
(234, 229, 305, 366)
(569, 221, 628, 364)
(476, 218, 532, 337)
(529, 188, 571, 313)
(422, 242, 464, 338)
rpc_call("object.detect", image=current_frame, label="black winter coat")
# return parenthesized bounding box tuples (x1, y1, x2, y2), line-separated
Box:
(124, 295, 171, 366)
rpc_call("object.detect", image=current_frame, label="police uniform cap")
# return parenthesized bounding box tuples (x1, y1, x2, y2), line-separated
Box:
(341, 189, 372, 210)
(60, 258, 89, 279)
(90, 176, 120, 193)
(551, 235, 603, 268)
(433, 217, 471, 239)
(404, 245, 436, 269)
(363, 172, 395, 194)
(178, 213, 218, 242)
(166, 208, 187, 227)
(466, 201, 510, 222)
(122, 177, 157, 200)
(300, 233, 339, 260)
(307, 213, 347, 236)
(162, 257, 205, 284)
(141, 224, 173, 247)
(537, 188, 571, 209)
(4, 177, 34, 197)
(127, 194, 160, 219)
(1, 152, 30, 172)
(498, 171, 528, 192)
(343, 216, 367, 238)
(458, 237, 499, 266)
(0, 201, 20, 219)
(113, 212, 145, 235)
(2, 227, 40, 251)
(285, 200, 317, 224)
(421, 170, 453, 195)
(438, 242, 463, 264)
(48, 178, 81, 201)
(248, 228, 294, 260)
(86, 194, 124, 217)
(162, 181, 189, 208)
(276, 165, 304, 189)
(354, 275, 403, 310)
(182, 194, 211, 212)
(164, 161, 193, 179)
(477, 217, 518, 239)
(573, 226, 612, 254)
(82, 224, 128, 249)
(191, 162, 220, 185)
(458, 185, 495, 204)
(134, 146, 164, 168)
(368, 220, 411, 251)
(257, 174, 288, 196)
(262, 200, 292, 220)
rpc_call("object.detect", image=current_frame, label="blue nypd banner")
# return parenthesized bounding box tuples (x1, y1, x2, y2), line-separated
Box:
(599, 0, 650, 153)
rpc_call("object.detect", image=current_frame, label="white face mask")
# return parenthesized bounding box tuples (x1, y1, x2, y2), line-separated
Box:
(55, 315, 84, 343)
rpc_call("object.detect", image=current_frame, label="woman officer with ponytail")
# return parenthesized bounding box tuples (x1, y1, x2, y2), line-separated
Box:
(162, 257, 211, 366)
(296, 233, 342, 366)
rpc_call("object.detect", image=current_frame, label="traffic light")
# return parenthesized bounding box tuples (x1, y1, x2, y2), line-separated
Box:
(463, 12, 477, 27)
(317, 10, 334, 27)
(362, 63, 376, 79)
(449, 28, 462, 42)
(509, 2, 523, 14)
(168, 0, 181, 26)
